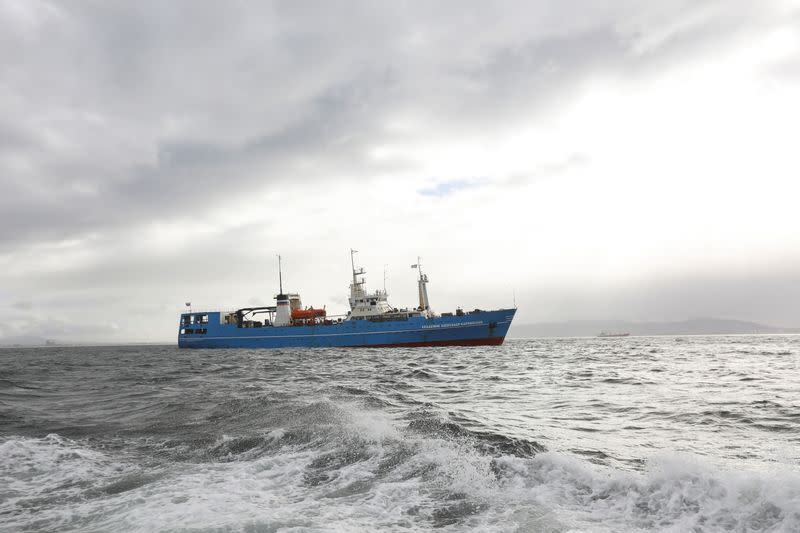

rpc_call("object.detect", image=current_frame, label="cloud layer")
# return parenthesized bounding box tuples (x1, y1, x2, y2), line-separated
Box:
(1, 1, 799, 342)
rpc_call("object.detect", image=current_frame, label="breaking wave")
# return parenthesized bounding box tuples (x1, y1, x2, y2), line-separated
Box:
(2, 400, 799, 532)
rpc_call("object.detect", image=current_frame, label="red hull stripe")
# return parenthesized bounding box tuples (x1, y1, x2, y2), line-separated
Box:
(354, 337, 505, 348)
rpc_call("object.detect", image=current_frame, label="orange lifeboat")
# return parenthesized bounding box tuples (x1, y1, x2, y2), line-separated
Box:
(291, 307, 327, 320)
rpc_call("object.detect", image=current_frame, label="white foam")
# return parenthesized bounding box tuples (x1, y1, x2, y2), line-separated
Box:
(496, 451, 800, 532)
(0, 434, 134, 531)
(3, 411, 799, 532)
(265, 428, 286, 441)
(339, 402, 401, 443)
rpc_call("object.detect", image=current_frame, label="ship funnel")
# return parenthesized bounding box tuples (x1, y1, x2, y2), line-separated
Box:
(274, 293, 291, 326)
(274, 254, 291, 326)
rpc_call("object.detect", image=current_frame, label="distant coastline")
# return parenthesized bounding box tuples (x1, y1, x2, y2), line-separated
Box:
(509, 317, 800, 339)
(0, 338, 170, 348)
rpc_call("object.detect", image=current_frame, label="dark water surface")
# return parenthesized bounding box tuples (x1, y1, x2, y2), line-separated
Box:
(1, 336, 799, 532)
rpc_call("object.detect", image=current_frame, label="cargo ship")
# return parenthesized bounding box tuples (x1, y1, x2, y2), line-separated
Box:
(178, 251, 515, 349)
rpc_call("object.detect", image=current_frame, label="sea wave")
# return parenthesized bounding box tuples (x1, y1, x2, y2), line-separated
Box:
(2, 404, 799, 532)
(2, 338, 799, 531)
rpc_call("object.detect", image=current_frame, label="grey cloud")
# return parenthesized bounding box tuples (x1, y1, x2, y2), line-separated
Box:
(3, 1, 781, 252)
(0, 76, 397, 248)
(0, 120, 37, 155)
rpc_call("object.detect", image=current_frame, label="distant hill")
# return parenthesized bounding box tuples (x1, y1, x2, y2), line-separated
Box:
(509, 317, 800, 338)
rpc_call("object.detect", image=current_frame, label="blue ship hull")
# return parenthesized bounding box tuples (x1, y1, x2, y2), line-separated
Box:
(178, 309, 515, 349)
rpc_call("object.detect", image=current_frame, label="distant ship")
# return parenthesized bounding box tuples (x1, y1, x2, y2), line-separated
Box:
(178, 251, 515, 349)
(597, 332, 631, 338)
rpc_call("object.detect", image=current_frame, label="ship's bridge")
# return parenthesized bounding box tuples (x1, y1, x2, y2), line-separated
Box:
(348, 250, 410, 319)
(349, 287, 393, 318)
(348, 250, 395, 318)
(347, 249, 434, 320)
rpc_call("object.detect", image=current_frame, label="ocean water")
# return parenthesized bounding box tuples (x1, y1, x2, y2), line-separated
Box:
(1, 336, 799, 532)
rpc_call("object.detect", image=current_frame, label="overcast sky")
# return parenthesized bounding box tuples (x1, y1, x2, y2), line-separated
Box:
(1, 1, 799, 342)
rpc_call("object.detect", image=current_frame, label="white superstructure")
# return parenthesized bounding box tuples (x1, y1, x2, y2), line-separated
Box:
(348, 250, 433, 320)
(348, 249, 395, 318)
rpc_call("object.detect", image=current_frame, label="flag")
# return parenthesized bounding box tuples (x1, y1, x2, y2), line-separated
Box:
(411, 264, 418, 268)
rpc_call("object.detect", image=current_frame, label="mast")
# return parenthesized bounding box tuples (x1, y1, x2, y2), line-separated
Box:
(350, 249, 358, 288)
(412, 256, 430, 312)
(350, 249, 366, 297)
(277, 254, 283, 295)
